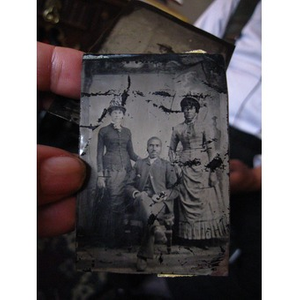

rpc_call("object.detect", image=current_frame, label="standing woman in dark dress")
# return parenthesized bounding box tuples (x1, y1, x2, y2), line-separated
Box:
(97, 97, 140, 244)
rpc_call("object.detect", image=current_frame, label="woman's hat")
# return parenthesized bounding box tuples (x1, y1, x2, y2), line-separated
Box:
(107, 97, 126, 114)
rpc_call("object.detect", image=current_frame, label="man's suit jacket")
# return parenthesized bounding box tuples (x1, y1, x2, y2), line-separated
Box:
(126, 157, 178, 202)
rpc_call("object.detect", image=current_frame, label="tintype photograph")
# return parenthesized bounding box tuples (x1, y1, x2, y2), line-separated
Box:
(76, 53, 230, 276)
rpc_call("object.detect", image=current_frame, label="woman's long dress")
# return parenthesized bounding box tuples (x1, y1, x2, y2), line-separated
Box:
(170, 118, 229, 240)
(96, 123, 139, 244)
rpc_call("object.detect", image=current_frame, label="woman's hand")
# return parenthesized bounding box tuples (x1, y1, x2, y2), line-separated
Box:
(168, 149, 176, 163)
(97, 176, 106, 189)
(209, 171, 218, 187)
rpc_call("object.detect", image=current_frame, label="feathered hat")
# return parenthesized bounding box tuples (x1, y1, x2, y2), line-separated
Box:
(107, 96, 126, 114)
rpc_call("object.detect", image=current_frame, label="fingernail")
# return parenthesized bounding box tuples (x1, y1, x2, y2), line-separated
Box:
(39, 156, 86, 197)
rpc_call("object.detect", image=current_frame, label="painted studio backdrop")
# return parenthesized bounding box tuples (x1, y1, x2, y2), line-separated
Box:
(77, 53, 230, 275)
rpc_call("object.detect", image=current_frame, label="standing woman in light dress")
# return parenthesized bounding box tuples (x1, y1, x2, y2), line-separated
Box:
(169, 96, 228, 248)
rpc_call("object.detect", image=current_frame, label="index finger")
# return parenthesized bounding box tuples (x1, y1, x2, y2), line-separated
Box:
(37, 42, 84, 99)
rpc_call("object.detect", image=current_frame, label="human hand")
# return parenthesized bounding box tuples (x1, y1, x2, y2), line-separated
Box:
(97, 177, 106, 189)
(38, 145, 86, 237)
(209, 171, 218, 187)
(37, 41, 83, 107)
(211, 243, 229, 276)
(134, 191, 148, 201)
(37, 42, 85, 237)
(152, 192, 167, 203)
(173, 163, 182, 177)
(230, 159, 261, 194)
(168, 149, 176, 163)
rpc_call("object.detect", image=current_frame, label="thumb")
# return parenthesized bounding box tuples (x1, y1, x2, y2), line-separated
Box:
(37, 145, 86, 205)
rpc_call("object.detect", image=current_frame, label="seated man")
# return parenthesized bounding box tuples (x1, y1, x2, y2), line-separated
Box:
(126, 136, 179, 271)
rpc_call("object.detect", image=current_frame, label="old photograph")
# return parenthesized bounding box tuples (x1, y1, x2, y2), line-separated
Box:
(76, 53, 230, 276)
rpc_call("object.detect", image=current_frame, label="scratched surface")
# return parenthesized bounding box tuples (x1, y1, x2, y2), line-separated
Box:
(77, 242, 227, 275)
(76, 53, 230, 275)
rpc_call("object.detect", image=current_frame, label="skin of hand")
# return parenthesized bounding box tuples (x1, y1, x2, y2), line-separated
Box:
(211, 243, 229, 276)
(209, 171, 218, 187)
(168, 149, 176, 163)
(97, 176, 106, 189)
(134, 191, 148, 201)
(152, 194, 166, 203)
(230, 159, 261, 194)
(37, 42, 86, 237)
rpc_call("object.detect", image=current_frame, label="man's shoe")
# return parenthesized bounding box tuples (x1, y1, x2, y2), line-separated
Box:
(136, 257, 148, 271)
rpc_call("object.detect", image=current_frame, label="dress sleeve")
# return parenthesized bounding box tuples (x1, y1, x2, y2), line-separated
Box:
(97, 129, 105, 173)
(169, 127, 179, 151)
(165, 161, 179, 200)
(125, 162, 139, 198)
(169, 127, 180, 162)
(126, 130, 139, 161)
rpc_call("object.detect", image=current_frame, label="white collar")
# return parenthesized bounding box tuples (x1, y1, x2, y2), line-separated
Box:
(148, 157, 158, 164)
